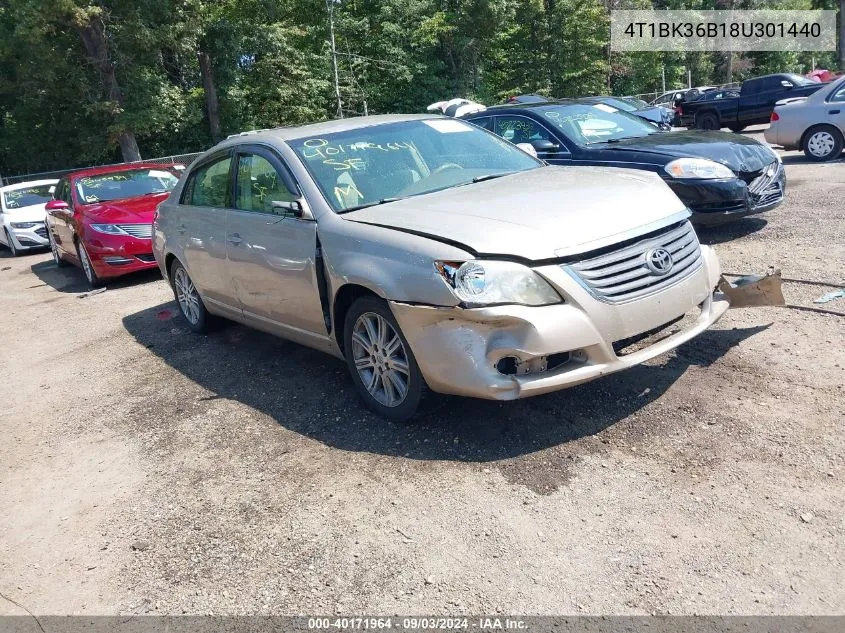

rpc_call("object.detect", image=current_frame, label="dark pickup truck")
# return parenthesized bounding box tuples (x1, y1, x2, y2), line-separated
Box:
(679, 73, 828, 132)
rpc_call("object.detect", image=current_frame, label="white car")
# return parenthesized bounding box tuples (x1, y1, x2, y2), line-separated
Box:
(0, 179, 58, 256)
(765, 75, 845, 161)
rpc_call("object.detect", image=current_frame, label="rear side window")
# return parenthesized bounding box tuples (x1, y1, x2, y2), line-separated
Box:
(466, 116, 492, 131)
(183, 156, 232, 207)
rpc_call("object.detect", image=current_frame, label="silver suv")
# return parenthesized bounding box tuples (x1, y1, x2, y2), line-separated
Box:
(153, 115, 727, 420)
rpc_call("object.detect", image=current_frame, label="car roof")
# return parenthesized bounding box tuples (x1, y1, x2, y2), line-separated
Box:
(467, 99, 595, 114)
(0, 178, 58, 193)
(67, 162, 181, 180)
(213, 114, 438, 149)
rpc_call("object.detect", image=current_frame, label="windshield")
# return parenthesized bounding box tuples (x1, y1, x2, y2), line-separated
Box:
(538, 104, 660, 145)
(3, 185, 53, 210)
(595, 97, 639, 112)
(289, 119, 542, 212)
(75, 168, 179, 204)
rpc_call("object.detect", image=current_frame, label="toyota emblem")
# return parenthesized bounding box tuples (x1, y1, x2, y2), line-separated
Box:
(645, 248, 674, 275)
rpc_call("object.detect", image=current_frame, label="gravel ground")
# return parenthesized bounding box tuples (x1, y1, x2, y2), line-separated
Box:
(1, 130, 843, 616)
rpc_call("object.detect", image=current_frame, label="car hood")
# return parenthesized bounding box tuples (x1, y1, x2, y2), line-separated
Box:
(342, 166, 688, 261)
(594, 131, 777, 173)
(3, 203, 48, 223)
(81, 192, 169, 222)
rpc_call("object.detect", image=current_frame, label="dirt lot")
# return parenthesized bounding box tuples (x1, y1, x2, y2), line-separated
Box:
(1, 132, 843, 617)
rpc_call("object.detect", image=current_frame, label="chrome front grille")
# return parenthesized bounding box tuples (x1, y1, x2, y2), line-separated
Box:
(117, 223, 153, 239)
(565, 221, 703, 304)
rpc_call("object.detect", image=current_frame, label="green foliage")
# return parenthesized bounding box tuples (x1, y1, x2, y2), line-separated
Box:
(0, 0, 839, 176)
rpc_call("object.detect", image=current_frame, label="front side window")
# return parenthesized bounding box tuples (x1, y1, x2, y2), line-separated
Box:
(494, 117, 554, 144)
(3, 184, 54, 210)
(184, 157, 232, 208)
(828, 83, 845, 103)
(75, 168, 179, 204)
(539, 104, 659, 145)
(289, 119, 541, 213)
(235, 154, 296, 213)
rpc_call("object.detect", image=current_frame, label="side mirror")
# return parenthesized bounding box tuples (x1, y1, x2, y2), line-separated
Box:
(271, 199, 304, 218)
(530, 139, 560, 153)
(781, 80, 793, 89)
(515, 142, 538, 158)
(46, 200, 69, 212)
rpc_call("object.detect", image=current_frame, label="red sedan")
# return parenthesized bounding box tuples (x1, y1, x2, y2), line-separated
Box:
(45, 163, 182, 286)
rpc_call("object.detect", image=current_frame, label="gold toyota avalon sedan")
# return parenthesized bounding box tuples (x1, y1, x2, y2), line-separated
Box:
(153, 114, 728, 420)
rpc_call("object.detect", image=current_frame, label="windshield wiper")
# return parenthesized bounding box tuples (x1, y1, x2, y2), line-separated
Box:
(596, 135, 653, 144)
(471, 172, 516, 183)
(338, 197, 402, 214)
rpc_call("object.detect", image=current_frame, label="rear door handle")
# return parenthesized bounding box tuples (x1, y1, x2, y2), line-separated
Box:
(829, 110, 840, 115)
(227, 233, 243, 245)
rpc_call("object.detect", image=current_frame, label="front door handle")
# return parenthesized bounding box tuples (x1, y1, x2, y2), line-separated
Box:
(227, 233, 243, 245)
(829, 110, 840, 115)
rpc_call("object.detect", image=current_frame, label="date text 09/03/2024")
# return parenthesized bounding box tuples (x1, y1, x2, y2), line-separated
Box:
(307, 617, 528, 630)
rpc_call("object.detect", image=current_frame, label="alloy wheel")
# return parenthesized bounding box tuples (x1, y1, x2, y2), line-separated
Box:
(351, 311, 410, 408)
(174, 266, 201, 325)
(808, 131, 835, 158)
(78, 243, 94, 284)
(49, 229, 61, 265)
(6, 231, 18, 257)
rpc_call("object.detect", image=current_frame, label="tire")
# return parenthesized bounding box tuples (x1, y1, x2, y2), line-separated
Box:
(802, 125, 843, 162)
(696, 112, 720, 131)
(343, 296, 425, 422)
(728, 125, 746, 133)
(4, 229, 19, 257)
(76, 240, 102, 287)
(48, 227, 68, 267)
(170, 260, 209, 333)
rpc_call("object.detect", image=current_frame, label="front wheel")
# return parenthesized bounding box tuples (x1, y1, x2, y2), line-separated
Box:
(171, 261, 209, 333)
(343, 297, 425, 422)
(728, 125, 746, 133)
(76, 240, 102, 287)
(803, 125, 843, 162)
(4, 230, 19, 257)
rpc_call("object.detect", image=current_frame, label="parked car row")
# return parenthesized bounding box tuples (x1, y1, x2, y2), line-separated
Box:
(766, 74, 845, 161)
(429, 97, 785, 225)
(0, 103, 792, 420)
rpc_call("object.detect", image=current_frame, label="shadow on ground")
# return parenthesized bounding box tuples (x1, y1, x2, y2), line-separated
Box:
(123, 301, 769, 465)
(30, 259, 163, 293)
(696, 217, 767, 245)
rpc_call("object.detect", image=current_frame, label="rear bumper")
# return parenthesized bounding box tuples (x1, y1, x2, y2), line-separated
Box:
(390, 246, 726, 400)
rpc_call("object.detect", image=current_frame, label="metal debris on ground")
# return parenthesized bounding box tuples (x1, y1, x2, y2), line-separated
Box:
(813, 289, 845, 304)
(76, 287, 108, 299)
(718, 270, 785, 308)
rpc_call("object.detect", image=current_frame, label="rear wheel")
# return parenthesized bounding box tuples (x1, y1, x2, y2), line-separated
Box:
(4, 229, 19, 257)
(76, 240, 102, 287)
(696, 112, 720, 130)
(803, 125, 843, 162)
(171, 261, 209, 333)
(343, 297, 425, 422)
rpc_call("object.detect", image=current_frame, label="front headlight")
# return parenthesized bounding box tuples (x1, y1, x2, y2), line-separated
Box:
(664, 158, 734, 179)
(436, 260, 562, 307)
(90, 224, 127, 235)
(10, 222, 39, 229)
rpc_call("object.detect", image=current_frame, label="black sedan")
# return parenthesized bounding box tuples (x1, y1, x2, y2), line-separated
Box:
(461, 100, 785, 225)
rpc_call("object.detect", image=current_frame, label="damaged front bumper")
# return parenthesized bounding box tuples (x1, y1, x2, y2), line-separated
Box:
(390, 246, 730, 400)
